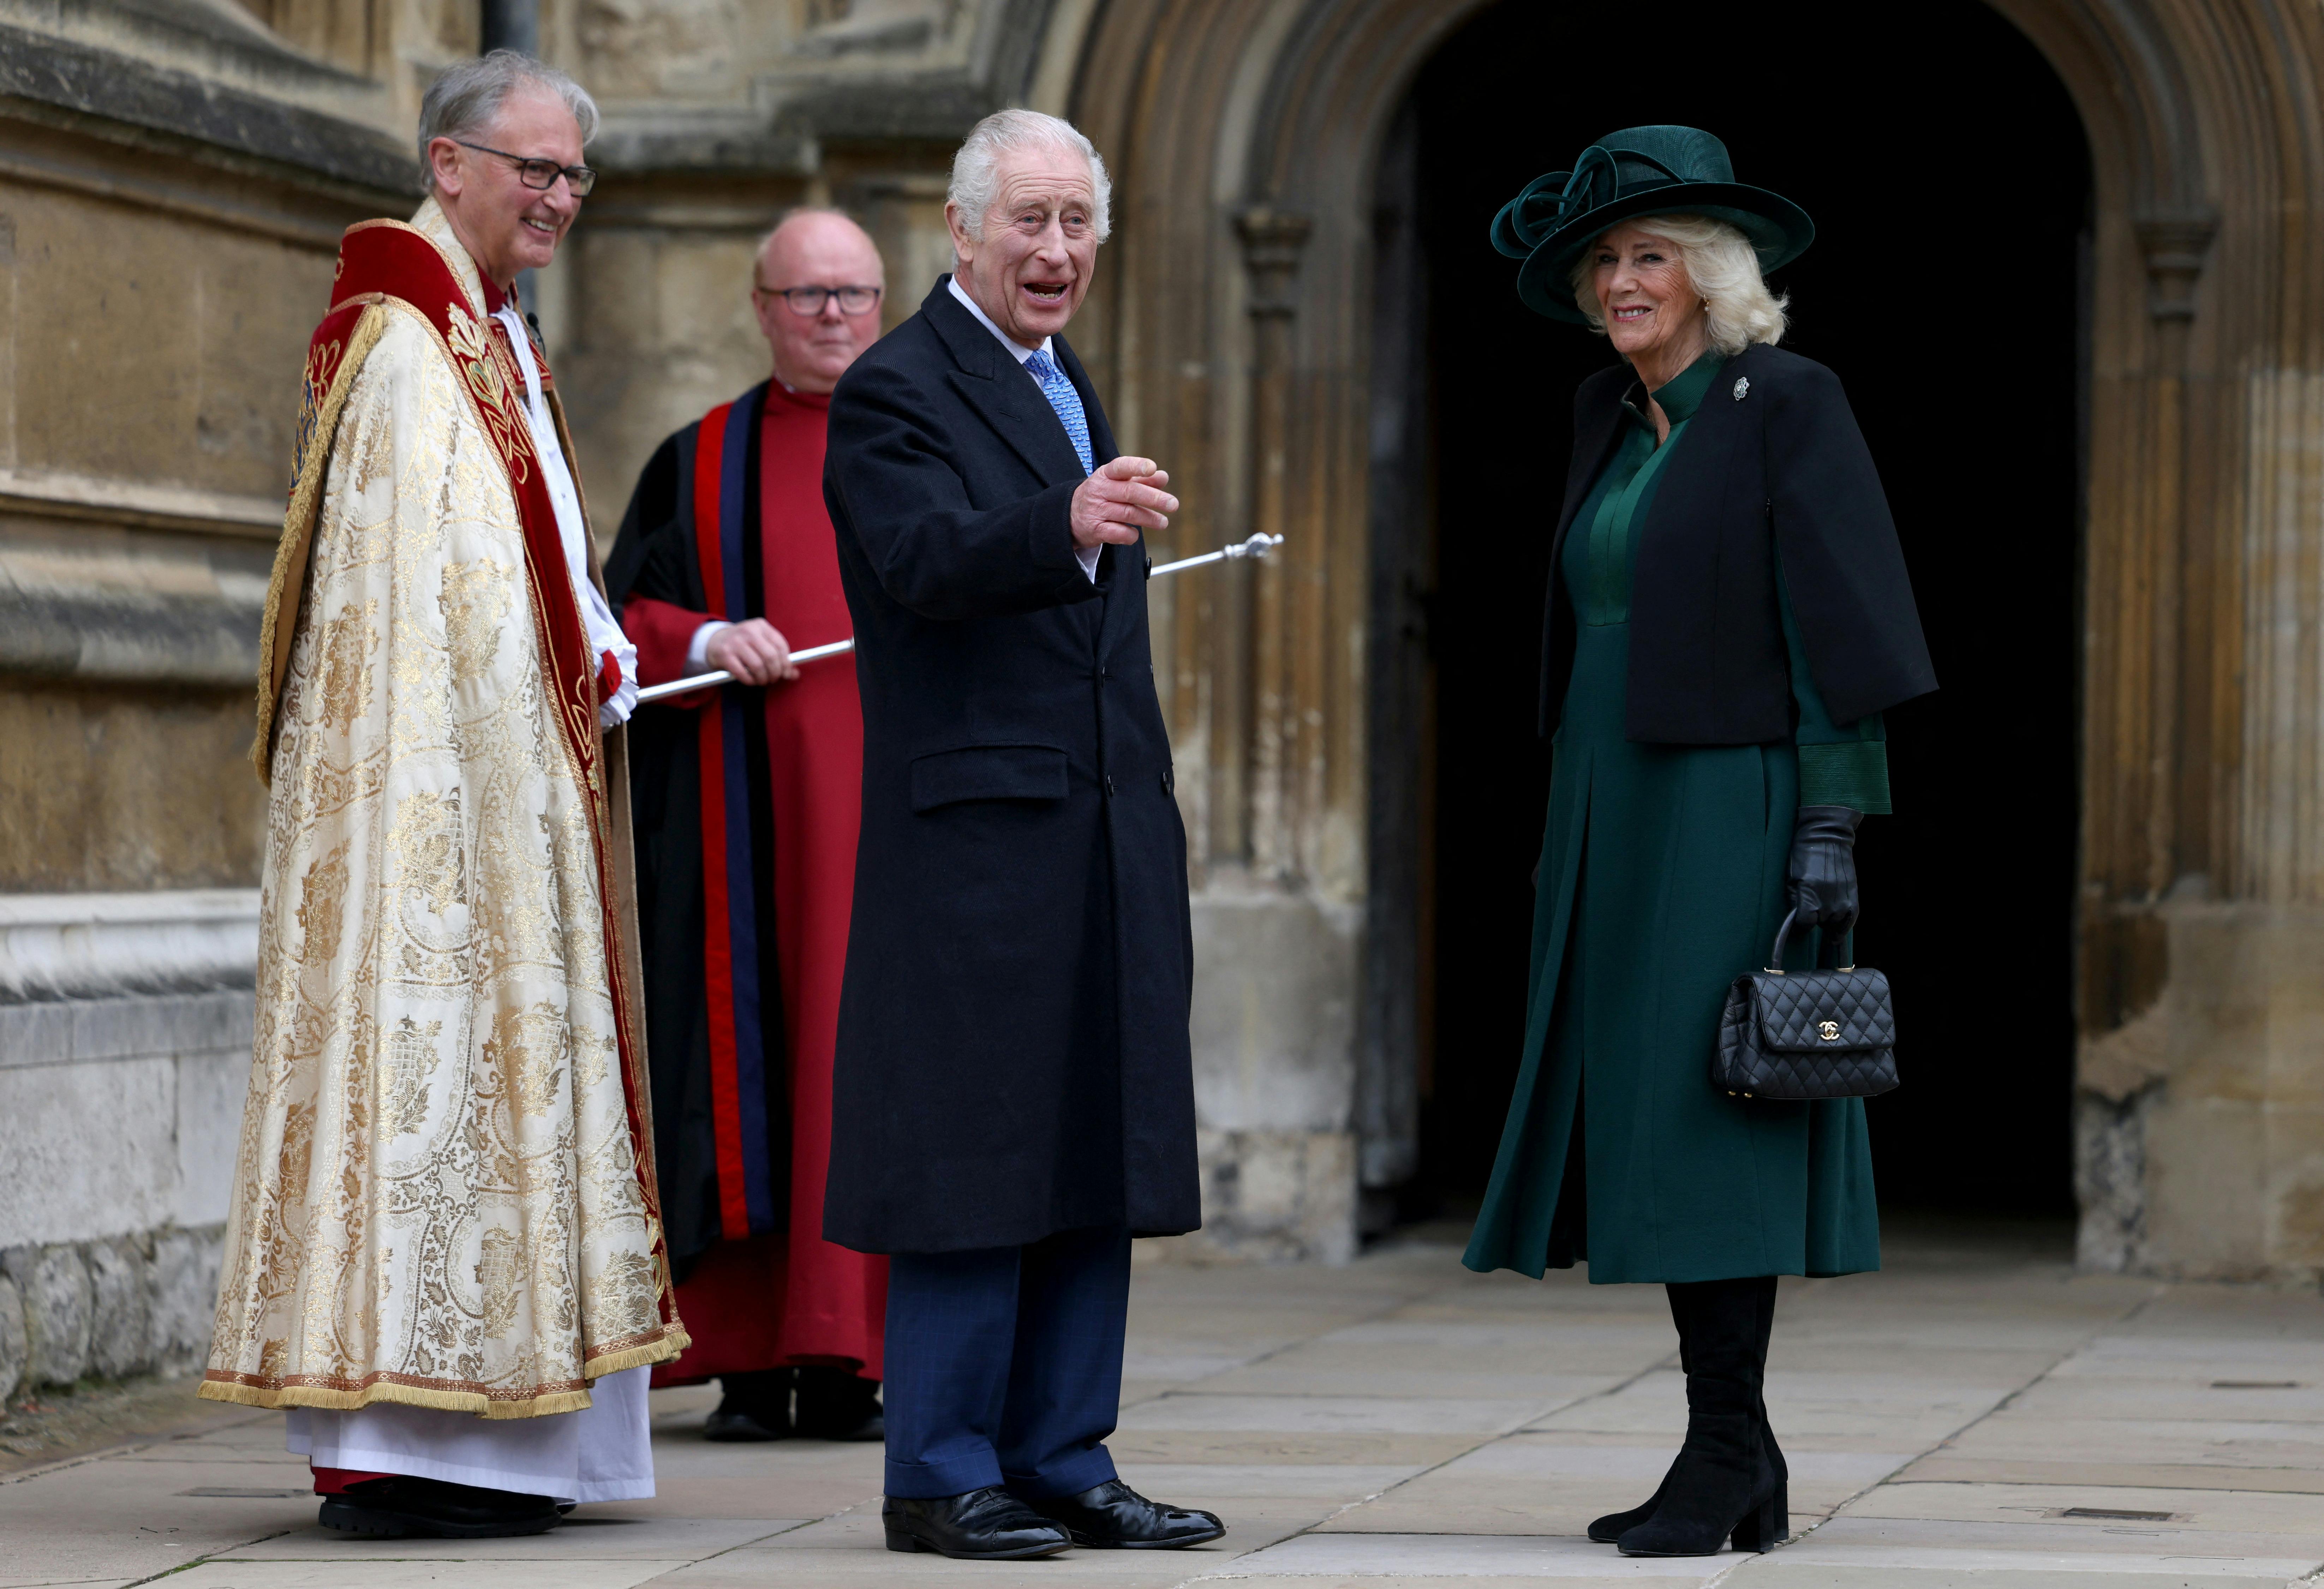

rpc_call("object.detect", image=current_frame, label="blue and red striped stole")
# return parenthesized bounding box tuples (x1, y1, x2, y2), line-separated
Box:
(691, 394, 778, 1242)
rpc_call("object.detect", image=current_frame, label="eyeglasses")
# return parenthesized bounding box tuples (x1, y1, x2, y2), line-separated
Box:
(454, 140, 597, 197)
(754, 284, 883, 317)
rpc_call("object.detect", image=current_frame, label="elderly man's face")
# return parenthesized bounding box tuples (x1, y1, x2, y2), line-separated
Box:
(753, 213, 886, 395)
(1589, 222, 1702, 375)
(429, 88, 585, 289)
(946, 144, 1099, 346)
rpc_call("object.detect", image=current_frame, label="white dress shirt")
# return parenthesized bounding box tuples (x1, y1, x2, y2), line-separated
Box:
(947, 274, 1102, 583)
(494, 302, 638, 727)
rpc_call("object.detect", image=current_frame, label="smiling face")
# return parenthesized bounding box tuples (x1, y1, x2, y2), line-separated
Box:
(753, 212, 886, 395)
(1588, 221, 1706, 372)
(946, 143, 1100, 346)
(428, 87, 585, 290)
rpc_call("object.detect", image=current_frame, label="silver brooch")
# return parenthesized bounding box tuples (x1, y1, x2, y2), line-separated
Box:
(1733, 377, 1751, 401)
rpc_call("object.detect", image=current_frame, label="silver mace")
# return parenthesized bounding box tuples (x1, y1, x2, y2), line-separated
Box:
(634, 532, 1283, 704)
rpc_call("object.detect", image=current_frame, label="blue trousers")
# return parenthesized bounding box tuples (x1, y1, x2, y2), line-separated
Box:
(881, 1226, 1131, 1500)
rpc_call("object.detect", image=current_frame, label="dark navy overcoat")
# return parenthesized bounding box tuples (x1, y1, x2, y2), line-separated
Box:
(819, 277, 1199, 1255)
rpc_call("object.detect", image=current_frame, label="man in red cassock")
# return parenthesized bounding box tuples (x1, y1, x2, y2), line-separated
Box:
(604, 210, 889, 1441)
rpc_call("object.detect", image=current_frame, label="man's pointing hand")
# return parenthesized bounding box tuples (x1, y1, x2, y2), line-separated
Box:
(1071, 456, 1176, 552)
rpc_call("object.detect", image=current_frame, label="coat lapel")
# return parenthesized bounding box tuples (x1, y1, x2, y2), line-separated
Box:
(1057, 335, 1145, 664)
(926, 279, 1089, 489)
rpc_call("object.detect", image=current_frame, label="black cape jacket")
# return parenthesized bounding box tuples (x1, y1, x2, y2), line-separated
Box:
(819, 279, 1200, 1255)
(1543, 343, 1937, 740)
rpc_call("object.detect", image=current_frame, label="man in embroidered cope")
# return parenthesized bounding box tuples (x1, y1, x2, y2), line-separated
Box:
(202, 52, 686, 1541)
(604, 210, 892, 1445)
(820, 108, 1224, 1562)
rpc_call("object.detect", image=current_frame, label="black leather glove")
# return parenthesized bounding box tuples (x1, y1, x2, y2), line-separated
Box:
(1787, 805, 1862, 934)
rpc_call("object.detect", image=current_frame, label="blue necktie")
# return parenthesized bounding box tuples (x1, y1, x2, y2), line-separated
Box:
(1023, 348, 1094, 476)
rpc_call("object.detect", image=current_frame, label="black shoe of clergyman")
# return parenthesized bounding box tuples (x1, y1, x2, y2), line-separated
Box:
(318, 1476, 560, 1539)
(704, 1370, 790, 1442)
(1026, 1479, 1226, 1549)
(703, 1398, 788, 1442)
(793, 1366, 884, 1442)
(883, 1489, 1072, 1559)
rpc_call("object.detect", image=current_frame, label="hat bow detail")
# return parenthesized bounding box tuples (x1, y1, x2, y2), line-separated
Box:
(1491, 145, 1683, 261)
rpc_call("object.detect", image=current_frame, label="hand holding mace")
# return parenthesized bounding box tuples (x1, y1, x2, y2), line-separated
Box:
(633, 533, 1283, 705)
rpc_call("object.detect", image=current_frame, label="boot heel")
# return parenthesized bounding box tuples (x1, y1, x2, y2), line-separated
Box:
(884, 1527, 924, 1553)
(1729, 1490, 1785, 1553)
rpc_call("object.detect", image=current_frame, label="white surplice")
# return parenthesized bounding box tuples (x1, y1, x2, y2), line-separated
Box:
(286, 1366, 653, 1503)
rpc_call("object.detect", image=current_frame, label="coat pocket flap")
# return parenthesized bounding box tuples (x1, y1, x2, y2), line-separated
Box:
(910, 743, 1070, 813)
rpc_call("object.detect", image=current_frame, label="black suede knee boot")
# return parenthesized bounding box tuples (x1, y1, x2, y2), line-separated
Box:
(1586, 1298, 1694, 1543)
(1752, 1274, 1788, 1544)
(1616, 1276, 1783, 1557)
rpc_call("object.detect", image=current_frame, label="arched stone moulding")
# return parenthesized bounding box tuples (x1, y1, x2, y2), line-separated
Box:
(1069, 0, 2324, 1275)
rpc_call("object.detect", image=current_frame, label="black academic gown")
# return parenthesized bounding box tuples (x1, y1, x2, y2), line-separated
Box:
(818, 278, 1200, 1256)
(603, 390, 786, 1276)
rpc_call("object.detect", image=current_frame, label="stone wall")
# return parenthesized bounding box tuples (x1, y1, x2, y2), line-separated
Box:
(0, 4, 402, 1394)
(0, 894, 258, 1397)
(2075, 903, 2324, 1283)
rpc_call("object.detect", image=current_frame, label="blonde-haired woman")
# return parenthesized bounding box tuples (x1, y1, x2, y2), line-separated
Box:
(1462, 128, 1936, 1557)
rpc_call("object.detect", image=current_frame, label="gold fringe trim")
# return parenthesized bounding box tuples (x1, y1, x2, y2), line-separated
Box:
(583, 1325, 690, 1383)
(250, 300, 388, 784)
(197, 1375, 594, 1421)
(196, 1326, 692, 1421)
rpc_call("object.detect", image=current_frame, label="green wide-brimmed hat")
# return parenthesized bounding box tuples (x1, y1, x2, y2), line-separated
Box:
(1492, 125, 1815, 323)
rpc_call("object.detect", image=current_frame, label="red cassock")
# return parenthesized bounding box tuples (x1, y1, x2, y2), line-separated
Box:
(614, 383, 886, 1383)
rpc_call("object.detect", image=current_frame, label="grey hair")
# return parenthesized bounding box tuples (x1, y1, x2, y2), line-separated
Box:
(948, 108, 1111, 244)
(417, 50, 600, 194)
(1568, 214, 1788, 356)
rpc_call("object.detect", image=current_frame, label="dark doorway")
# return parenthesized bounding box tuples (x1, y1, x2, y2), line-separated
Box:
(1374, 0, 2091, 1224)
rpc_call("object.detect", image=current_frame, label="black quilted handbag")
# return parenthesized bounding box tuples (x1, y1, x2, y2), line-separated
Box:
(1713, 911, 1899, 1100)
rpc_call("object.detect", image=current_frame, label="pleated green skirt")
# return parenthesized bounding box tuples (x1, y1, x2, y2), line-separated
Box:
(1462, 618, 1881, 1284)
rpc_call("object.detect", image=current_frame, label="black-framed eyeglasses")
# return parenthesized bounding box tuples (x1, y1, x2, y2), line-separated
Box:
(755, 283, 883, 317)
(454, 140, 597, 197)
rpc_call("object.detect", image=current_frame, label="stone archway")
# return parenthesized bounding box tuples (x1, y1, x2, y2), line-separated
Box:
(1065, 0, 2324, 1277)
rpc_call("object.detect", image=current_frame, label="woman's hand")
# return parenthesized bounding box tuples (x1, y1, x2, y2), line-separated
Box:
(705, 619, 799, 686)
(1787, 806, 1862, 933)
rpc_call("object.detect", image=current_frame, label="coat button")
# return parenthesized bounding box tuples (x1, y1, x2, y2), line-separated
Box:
(1161, 768, 1174, 794)
(1105, 774, 1116, 796)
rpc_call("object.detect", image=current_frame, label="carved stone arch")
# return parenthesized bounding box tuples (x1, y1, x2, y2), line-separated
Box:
(1071, 0, 2324, 1272)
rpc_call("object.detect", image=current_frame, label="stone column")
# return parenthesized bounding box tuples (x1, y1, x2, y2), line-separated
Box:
(1235, 206, 1312, 881)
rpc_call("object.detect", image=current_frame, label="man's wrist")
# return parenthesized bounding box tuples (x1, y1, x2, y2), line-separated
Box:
(688, 620, 731, 671)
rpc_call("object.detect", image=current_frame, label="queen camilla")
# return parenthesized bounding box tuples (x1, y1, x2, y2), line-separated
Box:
(1460, 127, 1937, 1557)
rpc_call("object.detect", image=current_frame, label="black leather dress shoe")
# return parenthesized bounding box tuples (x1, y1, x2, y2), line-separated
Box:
(704, 1371, 790, 1442)
(883, 1488, 1072, 1559)
(1026, 1479, 1225, 1549)
(318, 1476, 560, 1539)
(794, 1366, 884, 1442)
(703, 1400, 787, 1442)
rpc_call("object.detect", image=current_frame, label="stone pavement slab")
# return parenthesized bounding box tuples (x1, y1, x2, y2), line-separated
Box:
(1202, 1531, 1732, 1578)
(4, 1223, 2322, 1589)
(1722, 1514, 2324, 1579)
(160, 1563, 689, 1587)
(1312, 1434, 1916, 1537)
(214, 1515, 801, 1559)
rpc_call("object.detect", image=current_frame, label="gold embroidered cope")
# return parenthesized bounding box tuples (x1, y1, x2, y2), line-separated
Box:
(203, 199, 685, 1419)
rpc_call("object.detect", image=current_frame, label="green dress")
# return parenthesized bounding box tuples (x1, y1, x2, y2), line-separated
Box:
(1463, 352, 1887, 1285)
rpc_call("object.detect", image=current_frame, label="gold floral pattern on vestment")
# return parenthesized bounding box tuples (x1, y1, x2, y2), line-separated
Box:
(205, 198, 683, 1420)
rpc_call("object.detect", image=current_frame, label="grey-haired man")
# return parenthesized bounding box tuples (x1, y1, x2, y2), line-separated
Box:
(202, 52, 682, 1540)
(821, 108, 1223, 1562)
